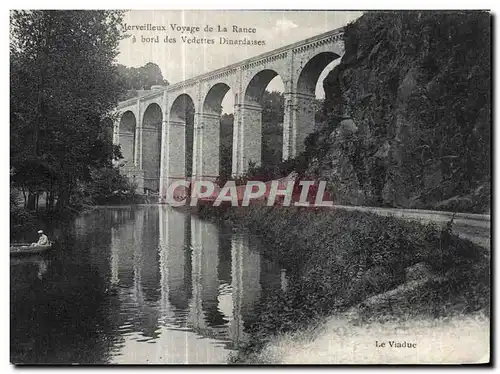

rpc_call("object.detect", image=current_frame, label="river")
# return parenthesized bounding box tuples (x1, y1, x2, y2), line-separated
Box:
(10, 205, 287, 364)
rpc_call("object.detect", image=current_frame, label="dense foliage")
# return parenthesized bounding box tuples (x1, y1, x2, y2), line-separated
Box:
(10, 190, 37, 239)
(73, 167, 140, 206)
(117, 62, 170, 100)
(319, 11, 490, 212)
(216, 206, 490, 361)
(10, 10, 132, 212)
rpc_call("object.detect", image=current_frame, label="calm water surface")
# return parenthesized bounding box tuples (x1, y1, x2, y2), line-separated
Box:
(10, 205, 286, 364)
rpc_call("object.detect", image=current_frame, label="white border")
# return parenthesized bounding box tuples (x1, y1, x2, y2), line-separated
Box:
(2, 2, 497, 374)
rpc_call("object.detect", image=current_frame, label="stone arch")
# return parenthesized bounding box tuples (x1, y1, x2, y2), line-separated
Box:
(118, 110, 136, 166)
(143, 103, 163, 127)
(244, 69, 280, 104)
(170, 93, 195, 123)
(142, 103, 163, 191)
(203, 83, 231, 114)
(284, 52, 342, 159)
(236, 69, 284, 174)
(296, 51, 342, 95)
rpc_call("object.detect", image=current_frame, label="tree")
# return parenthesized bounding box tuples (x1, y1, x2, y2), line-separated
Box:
(10, 10, 127, 211)
(117, 62, 169, 99)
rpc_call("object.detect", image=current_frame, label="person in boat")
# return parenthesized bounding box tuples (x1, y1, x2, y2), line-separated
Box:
(31, 230, 49, 246)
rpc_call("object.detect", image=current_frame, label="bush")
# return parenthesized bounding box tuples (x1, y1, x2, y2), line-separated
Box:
(86, 167, 139, 205)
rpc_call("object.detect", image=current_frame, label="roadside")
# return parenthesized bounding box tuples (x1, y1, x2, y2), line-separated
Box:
(195, 205, 490, 364)
(330, 205, 491, 249)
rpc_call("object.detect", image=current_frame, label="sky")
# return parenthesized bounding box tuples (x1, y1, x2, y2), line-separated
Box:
(117, 10, 363, 112)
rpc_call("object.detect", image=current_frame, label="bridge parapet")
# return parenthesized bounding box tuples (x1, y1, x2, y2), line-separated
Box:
(292, 32, 344, 54)
(115, 26, 345, 106)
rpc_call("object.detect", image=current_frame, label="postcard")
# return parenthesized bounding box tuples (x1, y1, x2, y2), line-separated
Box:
(10, 9, 491, 365)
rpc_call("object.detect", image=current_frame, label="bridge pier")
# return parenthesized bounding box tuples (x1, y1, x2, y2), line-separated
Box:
(159, 104, 169, 200)
(282, 94, 293, 161)
(192, 112, 220, 181)
(134, 101, 143, 169)
(142, 126, 161, 191)
(161, 118, 187, 199)
(232, 100, 262, 177)
(291, 92, 317, 158)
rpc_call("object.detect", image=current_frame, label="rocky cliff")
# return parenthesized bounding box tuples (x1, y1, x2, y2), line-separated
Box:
(313, 11, 490, 213)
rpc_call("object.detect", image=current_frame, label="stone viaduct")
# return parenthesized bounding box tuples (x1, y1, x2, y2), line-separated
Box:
(113, 27, 345, 198)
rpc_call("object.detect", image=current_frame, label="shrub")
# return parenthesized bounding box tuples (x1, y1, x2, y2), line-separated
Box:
(87, 167, 139, 205)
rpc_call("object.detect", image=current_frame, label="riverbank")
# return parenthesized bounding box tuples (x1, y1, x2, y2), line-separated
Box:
(197, 205, 490, 364)
(10, 204, 97, 242)
(238, 311, 489, 364)
(10, 195, 151, 241)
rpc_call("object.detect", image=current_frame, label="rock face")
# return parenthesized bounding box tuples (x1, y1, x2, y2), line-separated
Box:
(313, 11, 491, 213)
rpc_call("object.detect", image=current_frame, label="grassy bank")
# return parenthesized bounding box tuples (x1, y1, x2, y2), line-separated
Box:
(243, 312, 489, 364)
(198, 205, 490, 363)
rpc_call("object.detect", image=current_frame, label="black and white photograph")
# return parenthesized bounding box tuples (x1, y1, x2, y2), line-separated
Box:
(8, 9, 491, 365)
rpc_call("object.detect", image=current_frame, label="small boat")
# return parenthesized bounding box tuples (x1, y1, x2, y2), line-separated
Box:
(10, 242, 53, 257)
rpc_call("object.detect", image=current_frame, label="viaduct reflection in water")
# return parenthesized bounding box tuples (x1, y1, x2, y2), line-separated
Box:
(11, 206, 287, 364)
(105, 205, 285, 362)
